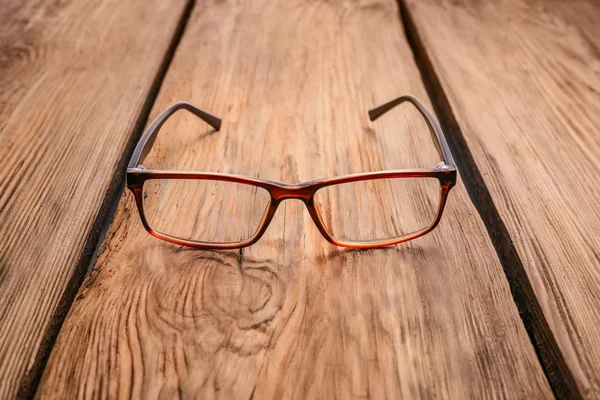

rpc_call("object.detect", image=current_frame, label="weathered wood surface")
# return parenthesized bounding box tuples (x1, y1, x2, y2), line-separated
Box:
(402, 0, 600, 397)
(0, 0, 190, 397)
(38, 0, 552, 398)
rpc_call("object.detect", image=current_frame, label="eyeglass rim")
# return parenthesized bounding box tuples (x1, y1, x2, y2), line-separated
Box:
(127, 167, 456, 249)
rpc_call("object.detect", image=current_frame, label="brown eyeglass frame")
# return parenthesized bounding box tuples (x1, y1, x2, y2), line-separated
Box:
(127, 95, 457, 249)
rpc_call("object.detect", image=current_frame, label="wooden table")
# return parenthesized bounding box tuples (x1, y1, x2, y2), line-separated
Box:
(1, 0, 598, 398)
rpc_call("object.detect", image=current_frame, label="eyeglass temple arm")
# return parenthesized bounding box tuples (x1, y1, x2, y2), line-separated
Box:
(368, 95, 455, 167)
(128, 102, 221, 169)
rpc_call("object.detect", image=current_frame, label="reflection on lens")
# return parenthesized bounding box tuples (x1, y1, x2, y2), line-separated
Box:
(313, 178, 440, 242)
(143, 179, 270, 243)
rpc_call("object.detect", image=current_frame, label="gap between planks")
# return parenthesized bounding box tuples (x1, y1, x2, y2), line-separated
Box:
(396, 0, 582, 398)
(15, 0, 197, 398)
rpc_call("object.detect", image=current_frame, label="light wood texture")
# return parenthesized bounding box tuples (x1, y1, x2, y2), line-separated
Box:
(403, 0, 600, 397)
(38, 0, 552, 398)
(0, 0, 190, 397)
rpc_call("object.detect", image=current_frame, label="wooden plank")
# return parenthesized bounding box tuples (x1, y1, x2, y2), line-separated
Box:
(37, 0, 552, 398)
(0, 0, 191, 397)
(402, 0, 600, 397)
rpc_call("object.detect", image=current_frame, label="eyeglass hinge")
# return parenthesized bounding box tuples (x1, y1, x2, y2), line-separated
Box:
(437, 162, 451, 169)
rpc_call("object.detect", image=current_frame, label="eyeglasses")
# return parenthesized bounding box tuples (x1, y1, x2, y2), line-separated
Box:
(127, 95, 456, 249)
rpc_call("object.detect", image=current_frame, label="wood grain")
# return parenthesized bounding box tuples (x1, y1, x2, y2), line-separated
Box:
(402, 0, 600, 397)
(38, 0, 552, 398)
(0, 0, 190, 397)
